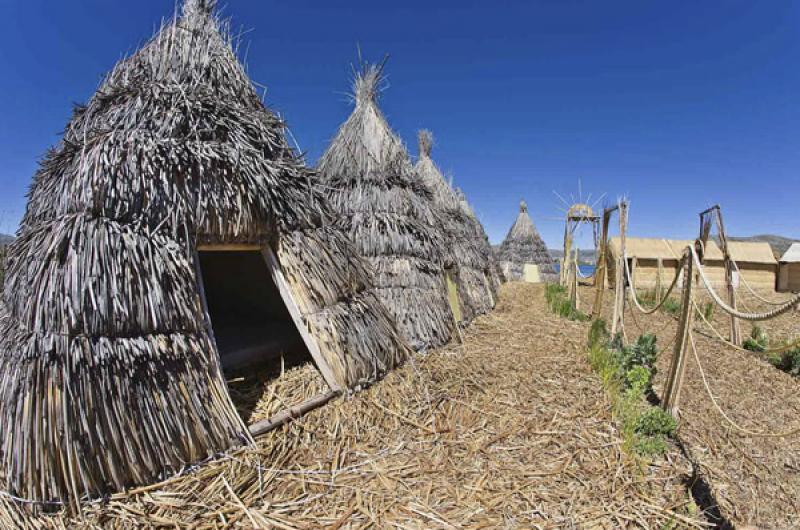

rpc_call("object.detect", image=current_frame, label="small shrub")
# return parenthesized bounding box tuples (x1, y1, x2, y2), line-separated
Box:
(661, 297, 681, 316)
(625, 365, 652, 395)
(743, 326, 768, 353)
(697, 301, 714, 321)
(588, 319, 609, 349)
(769, 347, 800, 376)
(635, 436, 670, 457)
(635, 407, 677, 438)
(545, 283, 589, 322)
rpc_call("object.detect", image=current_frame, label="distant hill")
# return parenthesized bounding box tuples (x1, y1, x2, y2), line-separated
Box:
(728, 234, 797, 259)
(0, 234, 13, 246)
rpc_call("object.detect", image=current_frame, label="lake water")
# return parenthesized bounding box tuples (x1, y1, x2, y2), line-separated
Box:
(553, 263, 596, 277)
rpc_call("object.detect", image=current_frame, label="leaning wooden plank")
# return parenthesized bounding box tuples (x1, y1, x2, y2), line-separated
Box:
(262, 248, 342, 392)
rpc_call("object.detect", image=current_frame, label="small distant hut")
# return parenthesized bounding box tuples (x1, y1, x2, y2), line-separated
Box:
(0, 0, 409, 506)
(414, 130, 496, 321)
(318, 63, 455, 350)
(495, 201, 557, 282)
(608, 237, 778, 291)
(778, 243, 800, 292)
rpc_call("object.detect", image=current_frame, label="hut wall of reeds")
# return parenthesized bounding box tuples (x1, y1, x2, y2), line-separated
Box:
(0, 0, 408, 506)
(318, 65, 454, 350)
(495, 201, 557, 282)
(414, 131, 497, 321)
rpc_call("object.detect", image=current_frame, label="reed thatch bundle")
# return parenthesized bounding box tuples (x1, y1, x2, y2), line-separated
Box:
(0, 244, 6, 293)
(318, 64, 454, 350)
(496, 201, 557, 282)
(414, 131, 497, 322)
(453, 187, 504, 293)
(0, 0, 408, 507)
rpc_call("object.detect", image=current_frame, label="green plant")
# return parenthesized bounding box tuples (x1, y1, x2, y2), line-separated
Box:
(743, 326, 768, 353)
(625, 365, 652, 395)
(661, 296, 681, 316)
(697, 301, 714, 321)
(635, 407, 677, 438)
(545, 283, 589, 322)
(769, 347, 800, 376)
(588, 319, 609, 349)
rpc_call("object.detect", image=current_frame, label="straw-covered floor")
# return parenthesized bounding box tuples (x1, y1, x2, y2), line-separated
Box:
(9, 283, 705, 528)
(581, 284, 800, 528)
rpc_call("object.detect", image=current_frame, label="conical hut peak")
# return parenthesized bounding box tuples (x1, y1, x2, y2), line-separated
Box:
(353, 62, 385, 106)
(418, 129, 434, 159)
(520, 200, 528, 213)
(182, 0, 217, 17)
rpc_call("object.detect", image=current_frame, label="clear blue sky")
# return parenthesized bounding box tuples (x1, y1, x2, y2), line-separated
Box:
(0, 1, 798, 248)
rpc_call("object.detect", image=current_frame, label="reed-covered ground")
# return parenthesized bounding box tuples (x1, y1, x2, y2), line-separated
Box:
(8, 283, 705, 528)
(581, 284, 800, 528)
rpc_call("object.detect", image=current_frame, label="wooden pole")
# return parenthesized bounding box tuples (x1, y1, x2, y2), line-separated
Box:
(592, 205, 616, 320)
(249, 390, 340, 437)
(611, 201, 628, 336)
(663, 245, 696, 419)
(715, 208, 742, 346)
(656, 257, 663, 303)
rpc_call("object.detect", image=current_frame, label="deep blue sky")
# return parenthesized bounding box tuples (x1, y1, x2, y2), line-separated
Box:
(0, 1, 798, 248)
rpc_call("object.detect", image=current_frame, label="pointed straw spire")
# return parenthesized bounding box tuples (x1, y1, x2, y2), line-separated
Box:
(520, 200, 528, 213)
(352, 58, 387, 106)
(183, 0, 216, 17)
(418, 129, 433, 159)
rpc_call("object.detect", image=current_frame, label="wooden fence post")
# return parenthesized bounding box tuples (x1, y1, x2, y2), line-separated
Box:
(662, 247, 696, 419)
(611, 201, 628, 336)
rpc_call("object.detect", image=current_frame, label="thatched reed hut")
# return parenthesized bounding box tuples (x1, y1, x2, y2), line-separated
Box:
(318, 64, 455, 350)
(0, 0, 409, 507)
(496, 201, 557, 282)
(608, 237, 778, 290)
(777, 243, 800, 292)
(453, 188, 503, 294)
(414, 130, 496, 322)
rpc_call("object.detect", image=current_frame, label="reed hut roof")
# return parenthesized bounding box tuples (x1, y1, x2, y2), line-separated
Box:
(414, 130, 497, 319)
(609, 237, 777, 265)
(318, 63, 454, 349)
(780, 243, 800, 263)
(0, 0, 408, 507)
(496, 201, 556, 280)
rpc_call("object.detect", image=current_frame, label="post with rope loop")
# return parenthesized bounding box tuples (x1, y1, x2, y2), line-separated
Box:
(592, 204, 616, 319)
(611, 201, 628, 336)
(699, 205, 741, 346)
(662, 242, 700, 419)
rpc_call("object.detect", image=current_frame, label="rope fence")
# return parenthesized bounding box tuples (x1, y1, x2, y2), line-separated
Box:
(614, 242, 800, 436)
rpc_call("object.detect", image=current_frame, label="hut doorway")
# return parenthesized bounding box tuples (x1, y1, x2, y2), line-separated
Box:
(196, 248, 312, 373)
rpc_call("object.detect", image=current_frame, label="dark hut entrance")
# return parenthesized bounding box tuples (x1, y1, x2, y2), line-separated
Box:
(197, 249, 312, 373)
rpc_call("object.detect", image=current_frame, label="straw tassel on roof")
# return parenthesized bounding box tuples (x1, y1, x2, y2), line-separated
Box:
(318, 63, 455, 350)
(0, 2, 408, 507)
(414, 130, 497, 321)
(496, 201, 557, 282)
